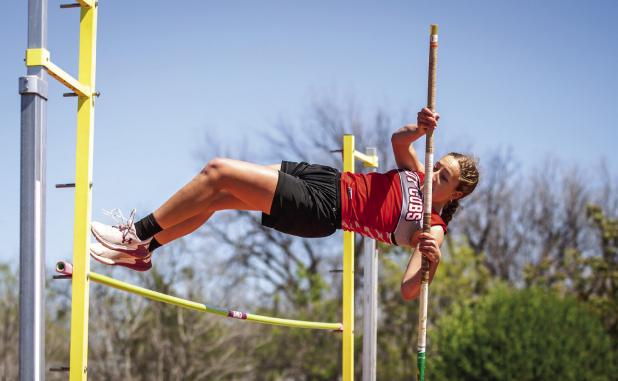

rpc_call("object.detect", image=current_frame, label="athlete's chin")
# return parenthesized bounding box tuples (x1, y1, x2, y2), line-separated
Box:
(431, 194, 448, 203)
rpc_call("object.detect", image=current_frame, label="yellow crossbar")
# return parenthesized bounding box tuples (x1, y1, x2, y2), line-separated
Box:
(89, 272, 343, 331)
(25, 48, 91, 97)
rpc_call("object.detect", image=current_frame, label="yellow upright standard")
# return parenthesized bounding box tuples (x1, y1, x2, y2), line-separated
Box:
(69, 3, 98, 381)
(24, 1, 97, 379)
(342, 135, 355, 381)
(342, 135, 379, 381)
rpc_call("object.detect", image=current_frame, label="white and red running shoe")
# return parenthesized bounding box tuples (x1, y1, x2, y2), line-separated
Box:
(90, 242, 152, 272)
(91, 209, 151, 258)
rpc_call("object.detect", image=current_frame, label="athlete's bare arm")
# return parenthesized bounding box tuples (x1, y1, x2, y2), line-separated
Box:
(400, 225, 444, 301)
(391, 108, 439, 173)
(391, 124, 424, 172)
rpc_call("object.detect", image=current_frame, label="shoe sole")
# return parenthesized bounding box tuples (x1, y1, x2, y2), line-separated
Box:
(90, 250, 152, 272)
(91, 227, 150, 258)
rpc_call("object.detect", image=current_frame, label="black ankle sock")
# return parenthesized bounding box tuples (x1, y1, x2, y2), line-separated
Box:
(134, 213, 163, 240)
(148, 237, 162, 252)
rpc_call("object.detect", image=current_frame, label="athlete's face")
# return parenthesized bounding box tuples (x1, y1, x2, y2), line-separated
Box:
(431, 155, 463, 202)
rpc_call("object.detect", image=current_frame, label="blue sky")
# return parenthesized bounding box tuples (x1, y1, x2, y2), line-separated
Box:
(1, 0, 617, 265)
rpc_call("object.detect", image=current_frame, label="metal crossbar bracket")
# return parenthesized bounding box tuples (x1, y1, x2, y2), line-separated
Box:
(64, 92, 100, 98)
(19, 76, 49, 100)
(60, 0, 99, 9)
(353, 150, 378, 168)
(25, 48, 91, 97)
(61, 0, 96, 8)
(49, 366, 70, 372)
(55, 183, 92, 189)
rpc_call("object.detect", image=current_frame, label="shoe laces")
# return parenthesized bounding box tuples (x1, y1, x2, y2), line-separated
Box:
(103, 208, 137, 243)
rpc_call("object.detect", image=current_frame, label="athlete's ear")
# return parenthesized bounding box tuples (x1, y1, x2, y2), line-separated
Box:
(451, 190, 464, 200)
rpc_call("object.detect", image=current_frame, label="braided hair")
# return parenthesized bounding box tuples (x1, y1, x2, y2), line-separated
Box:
(440, 152, 479, 225)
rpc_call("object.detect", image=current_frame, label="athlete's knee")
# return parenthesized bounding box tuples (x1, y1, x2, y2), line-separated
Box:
(199, 157, 231, 185)
(202, 157, 241, 185)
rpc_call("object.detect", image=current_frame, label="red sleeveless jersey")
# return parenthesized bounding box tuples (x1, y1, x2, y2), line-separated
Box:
(339, 169, 447, 247)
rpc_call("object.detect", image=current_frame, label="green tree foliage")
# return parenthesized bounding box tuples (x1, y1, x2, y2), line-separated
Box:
(584, 205, 618, 341)
(431, 287, 616, 381)
(373, 238, 493, 380)
(252, 300, 341, 381)
(430, 238, 493, 312)
(524, 204, 618, 341)
(251, 264, 341, 381)
(0, 264, 18, 380)
(374, 254, 418, 380)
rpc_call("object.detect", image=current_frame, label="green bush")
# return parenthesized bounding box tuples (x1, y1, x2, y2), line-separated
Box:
(431, 286, 616, 381)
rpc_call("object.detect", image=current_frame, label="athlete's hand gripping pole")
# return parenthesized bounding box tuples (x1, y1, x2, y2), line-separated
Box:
(417, 24, 438, 381)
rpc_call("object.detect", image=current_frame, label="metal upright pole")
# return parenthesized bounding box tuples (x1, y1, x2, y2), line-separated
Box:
(19, 1, 48, 380)
(362, 147, 378, 381)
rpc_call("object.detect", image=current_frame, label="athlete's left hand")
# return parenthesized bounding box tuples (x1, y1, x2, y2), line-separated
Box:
(417, 107, 440, 135)
(418, 232, 441, 263)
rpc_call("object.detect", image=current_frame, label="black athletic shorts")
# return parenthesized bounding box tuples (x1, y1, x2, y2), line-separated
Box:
(261, 161, 342, 238)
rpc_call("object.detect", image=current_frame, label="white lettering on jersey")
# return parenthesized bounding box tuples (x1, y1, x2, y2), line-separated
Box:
(404, 171, 423, 221)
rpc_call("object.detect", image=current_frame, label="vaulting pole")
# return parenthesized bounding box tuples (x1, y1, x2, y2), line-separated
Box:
(416, 24, 438, 381)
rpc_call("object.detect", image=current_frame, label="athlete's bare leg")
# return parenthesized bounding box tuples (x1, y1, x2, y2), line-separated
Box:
(153, 190, 254, 245)
(153, 160, 281, 230)
(89, 162, 282, 266)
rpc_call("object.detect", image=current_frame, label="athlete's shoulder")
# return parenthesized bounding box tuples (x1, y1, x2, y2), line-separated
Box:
(431, 210, 448, 234)
(395, 169, 424, 183)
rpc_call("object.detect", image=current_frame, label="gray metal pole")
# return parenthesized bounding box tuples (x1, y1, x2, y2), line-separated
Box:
(362, 147, 378, 381)
(19, 0, 48, 380)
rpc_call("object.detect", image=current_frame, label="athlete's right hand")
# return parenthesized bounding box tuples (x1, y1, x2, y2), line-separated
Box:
(418, 232, 441, 263)
(417, 107, 439, 135)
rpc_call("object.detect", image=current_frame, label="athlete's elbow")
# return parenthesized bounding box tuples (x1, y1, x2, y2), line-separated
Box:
(391, 133, 405, 146)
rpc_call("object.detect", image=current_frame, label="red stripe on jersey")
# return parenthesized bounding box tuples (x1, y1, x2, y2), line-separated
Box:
(340, 170, 401, 242)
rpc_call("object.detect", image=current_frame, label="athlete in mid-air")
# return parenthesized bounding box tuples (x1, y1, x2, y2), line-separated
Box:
(89, 107, 479, 300)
